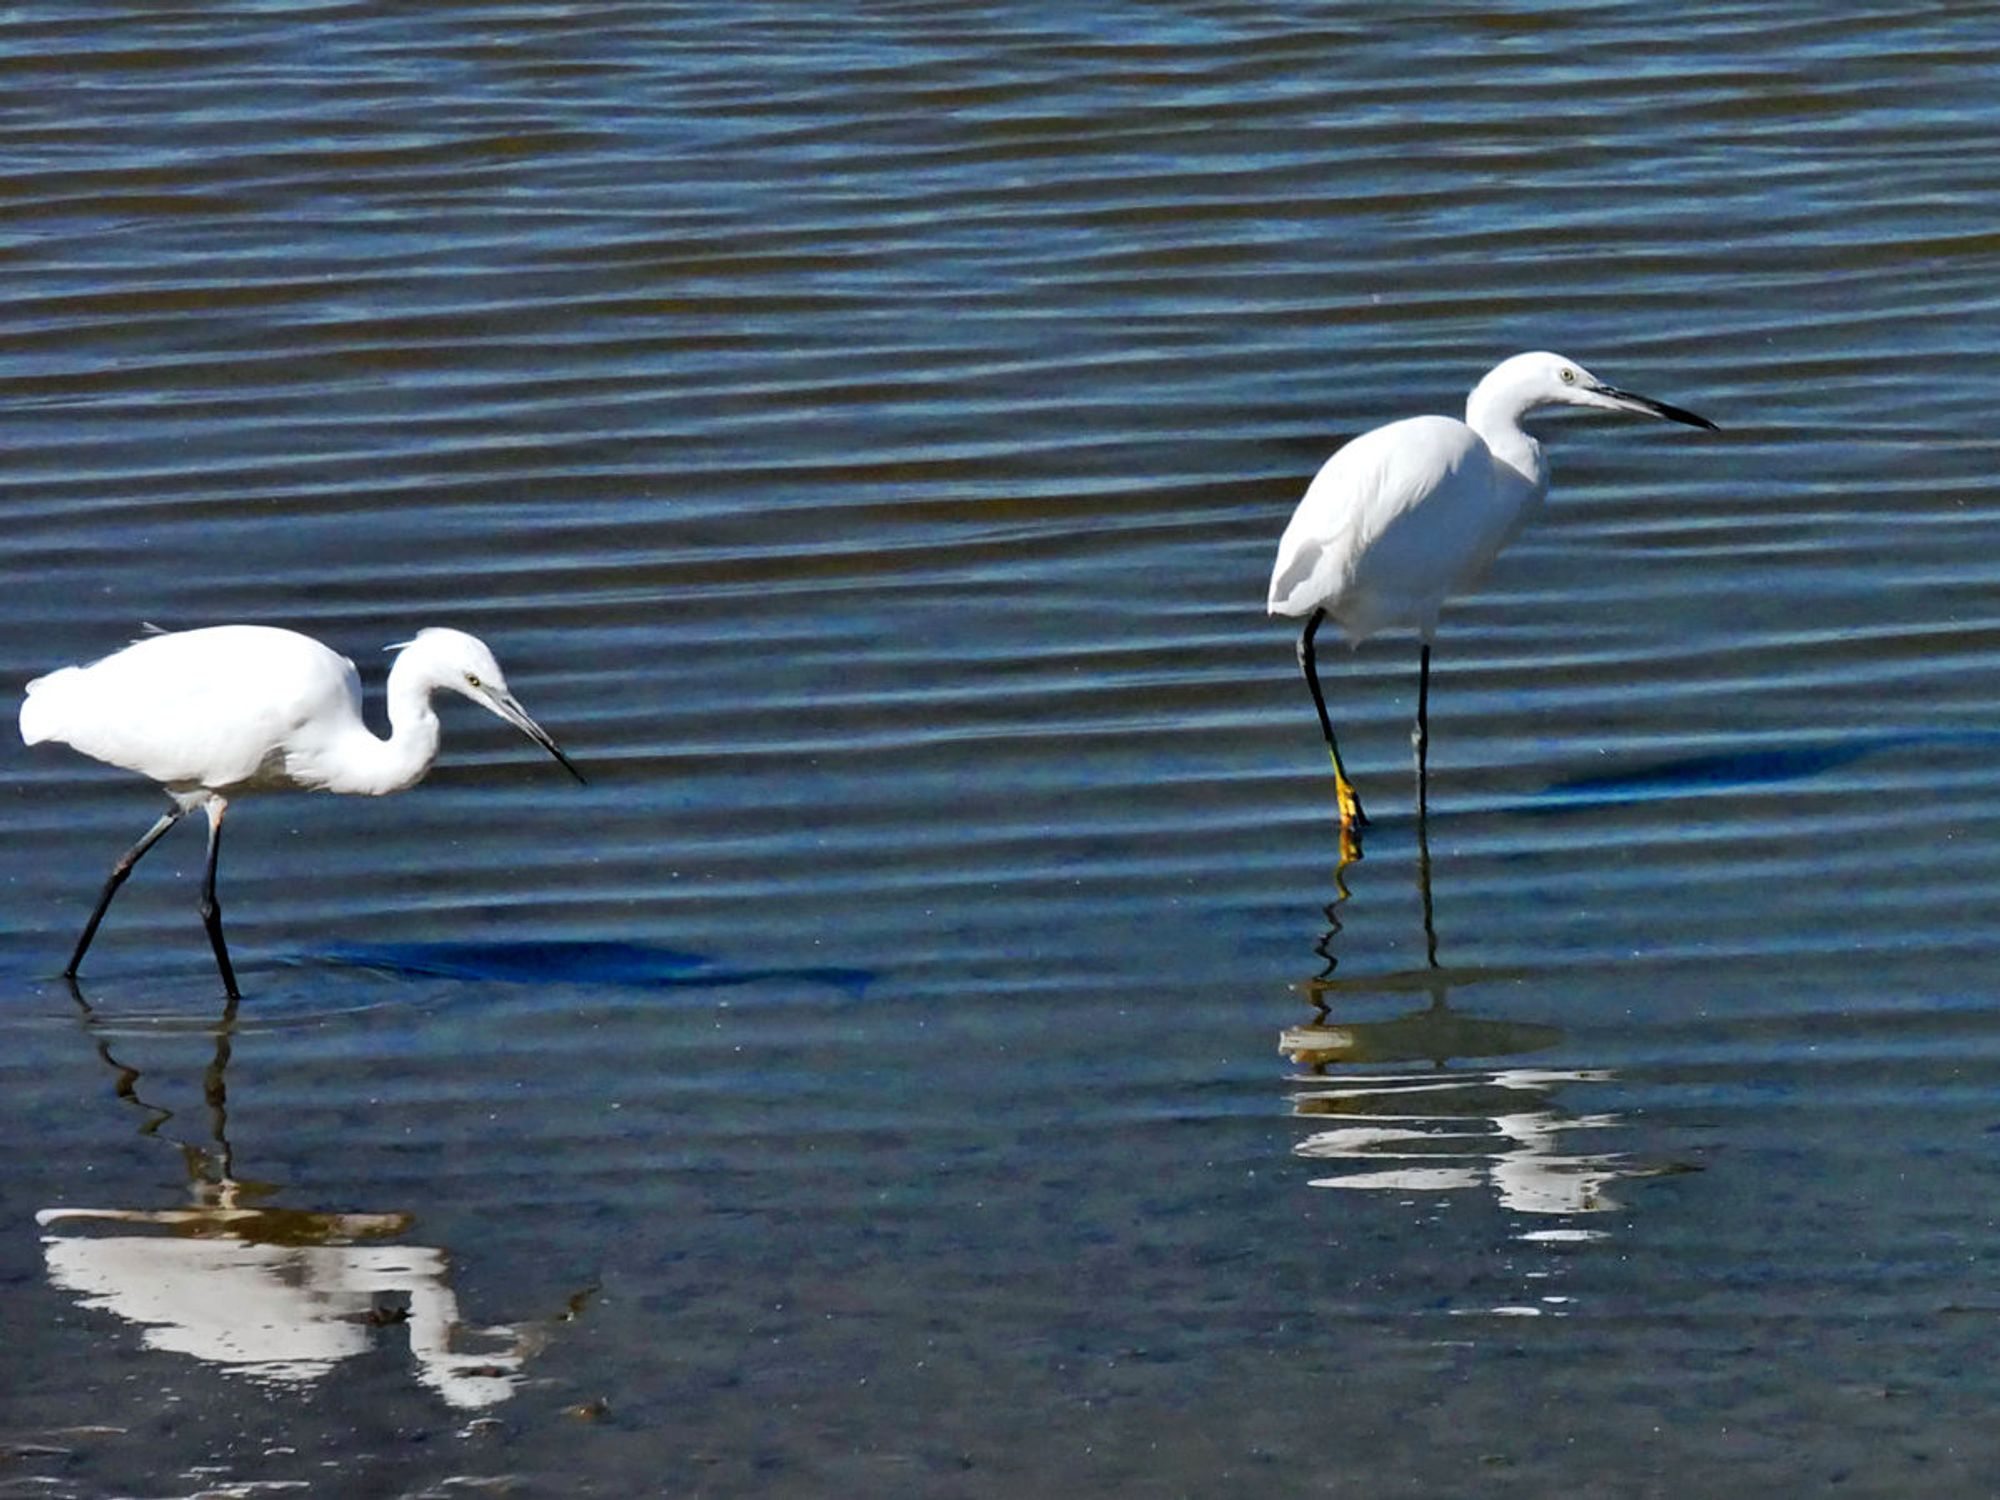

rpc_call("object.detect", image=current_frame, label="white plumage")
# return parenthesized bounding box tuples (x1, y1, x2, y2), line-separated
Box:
(1268, 415, 1504, 641)
(1268, 351, 1716, 832)
(21, 624, 583, 995)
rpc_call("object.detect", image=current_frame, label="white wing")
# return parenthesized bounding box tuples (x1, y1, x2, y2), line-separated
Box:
(21, 626, 362, 793)
(1267, 415, 1517, 641)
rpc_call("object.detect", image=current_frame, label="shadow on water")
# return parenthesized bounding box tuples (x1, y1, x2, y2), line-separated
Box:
(312, 939, 873, 998)
(1280, 821, 1689, 1235)
(38, 982, 593, 1409)
(1527, 728, 2000, 813)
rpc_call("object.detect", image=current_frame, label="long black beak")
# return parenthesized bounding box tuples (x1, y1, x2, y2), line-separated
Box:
(1598, 384, 1719, 431)
(487, 690, 587, 785)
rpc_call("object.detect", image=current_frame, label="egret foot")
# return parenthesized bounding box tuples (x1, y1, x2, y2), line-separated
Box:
(1335, 818, 1363, 872)
(1333, 764, 1368, 831)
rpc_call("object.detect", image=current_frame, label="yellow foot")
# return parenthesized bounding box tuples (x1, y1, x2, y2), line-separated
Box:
(1335, 820, 1363, 873)
(1334, 773, 1368, 832)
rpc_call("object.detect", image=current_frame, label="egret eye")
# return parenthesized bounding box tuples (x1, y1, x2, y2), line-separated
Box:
(1559, 367, 1575, 384)
(466, 673, 482, 689)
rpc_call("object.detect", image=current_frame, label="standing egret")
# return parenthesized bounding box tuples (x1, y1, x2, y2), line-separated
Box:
(20, 625, 584, 996)
(1267, 351, 1716, 829)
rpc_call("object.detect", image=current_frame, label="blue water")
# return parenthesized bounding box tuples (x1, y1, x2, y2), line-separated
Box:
(6, 3, 2000, 1495)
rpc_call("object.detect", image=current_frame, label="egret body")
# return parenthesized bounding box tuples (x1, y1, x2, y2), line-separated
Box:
(1267, 351, 1716, 829)
(20, 625, 583, 995)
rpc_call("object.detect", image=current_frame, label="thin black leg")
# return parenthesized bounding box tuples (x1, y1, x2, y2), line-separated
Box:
(198, 801, 240, 1000)
(203, 992, 241, 1180)
(1298, 608, 1366, 829)
(1412, 642, 1432, 821)
(1415, 800, 1439, 973)
(66, 807, 185, 979)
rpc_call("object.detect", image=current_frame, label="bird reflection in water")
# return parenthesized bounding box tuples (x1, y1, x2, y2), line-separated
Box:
(1283, 824, 1669, 1234)
(39, 984, 585, 1408)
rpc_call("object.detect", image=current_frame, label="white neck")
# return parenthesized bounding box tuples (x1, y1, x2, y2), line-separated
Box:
(320, 651, 443, 796)
(1464, 374, 1549, 500)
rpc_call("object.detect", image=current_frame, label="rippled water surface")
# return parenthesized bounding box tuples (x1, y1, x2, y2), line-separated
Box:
(7, 3, 2000, 1495)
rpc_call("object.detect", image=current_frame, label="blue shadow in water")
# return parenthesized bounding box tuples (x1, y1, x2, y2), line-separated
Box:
(319, 940, 872, 998)
(1529, 729, 2000, 814)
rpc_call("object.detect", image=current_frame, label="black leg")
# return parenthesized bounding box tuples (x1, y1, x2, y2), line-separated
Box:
(1412, 642, 1432, 821)
(66, 807, 186, 979)
(1415, 799, 1439, 973)
(198, 801, 241, 1000)
(203, 992, 241, 1181)
(1297, 608, 1366, 830)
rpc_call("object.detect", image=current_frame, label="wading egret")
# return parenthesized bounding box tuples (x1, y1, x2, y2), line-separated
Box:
(1266, 351, 1716, 829)
(19, 625, 583, 996)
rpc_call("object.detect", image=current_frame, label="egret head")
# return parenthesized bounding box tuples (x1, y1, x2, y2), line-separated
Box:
(1476, 351, 1717, 430)
(391, 628, 586, 784)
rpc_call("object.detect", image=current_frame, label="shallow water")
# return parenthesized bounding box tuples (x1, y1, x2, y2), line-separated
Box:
(6, 3, 2000, 1495)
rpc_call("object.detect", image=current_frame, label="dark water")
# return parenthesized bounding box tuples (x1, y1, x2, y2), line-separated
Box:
(6, 3, 2000, 1494)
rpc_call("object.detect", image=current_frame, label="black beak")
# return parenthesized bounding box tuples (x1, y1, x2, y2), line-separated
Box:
(537, 733, 588, 786)
(1599, 384, 1719, 431)
(489, 690, 588, 785)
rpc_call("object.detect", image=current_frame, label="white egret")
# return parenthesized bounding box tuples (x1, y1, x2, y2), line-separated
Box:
(1267, 351, 1716, 829)
(20, 625, 583, 996)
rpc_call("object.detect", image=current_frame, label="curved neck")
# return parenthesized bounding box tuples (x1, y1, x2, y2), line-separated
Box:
(1464, 380, 1547, 497)
(323, 654, 442, 795)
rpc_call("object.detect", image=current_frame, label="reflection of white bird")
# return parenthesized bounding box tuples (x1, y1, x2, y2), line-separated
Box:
(1293, 1066, 1630, 1219)
(1267, 352, 1717, 828)
(20, 625, 584, 995)
(39, 1210, 531, 1409)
